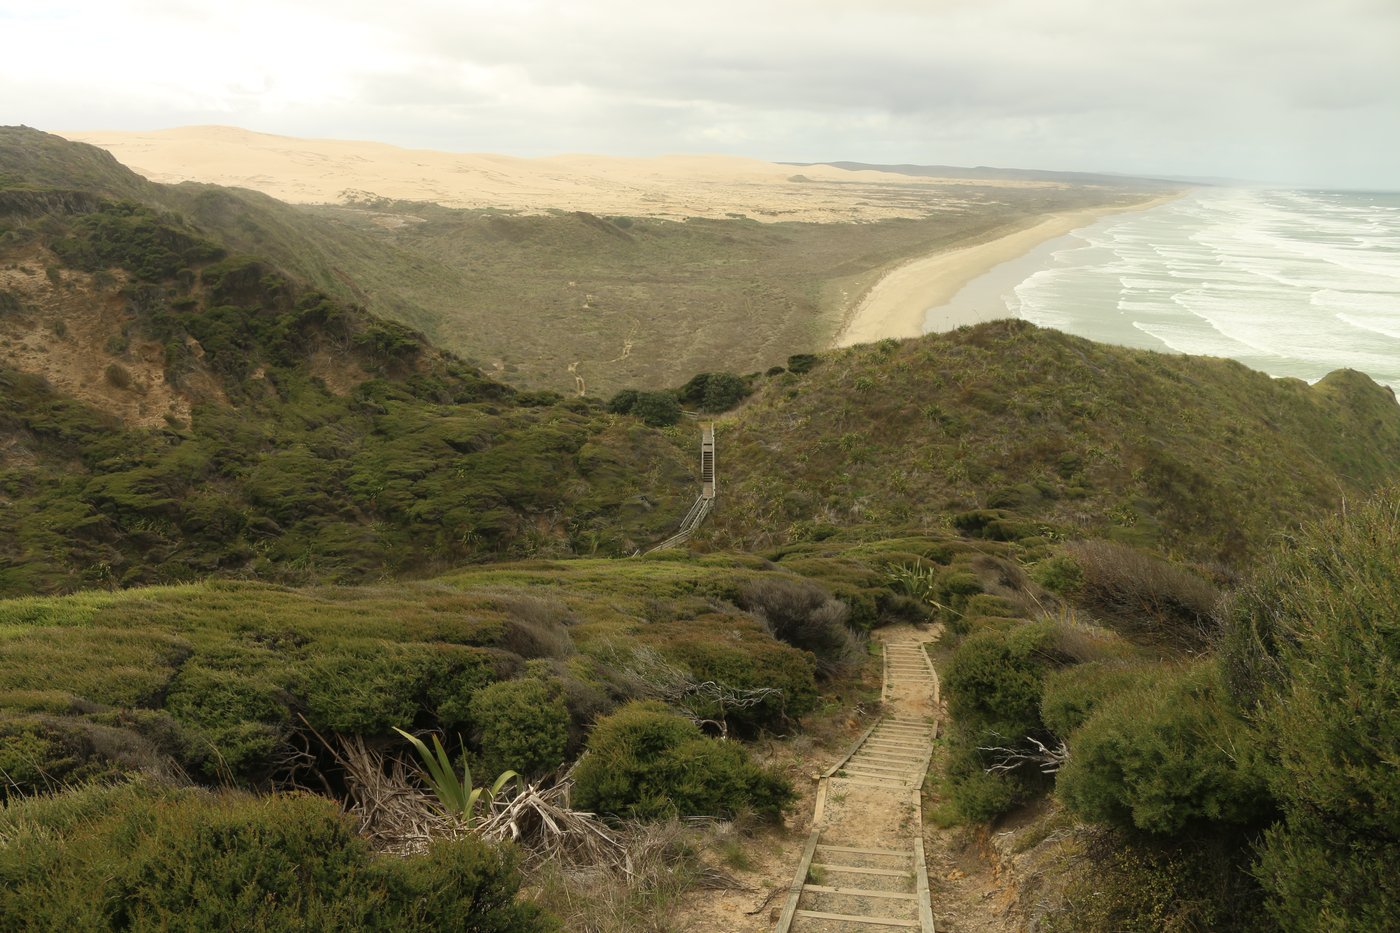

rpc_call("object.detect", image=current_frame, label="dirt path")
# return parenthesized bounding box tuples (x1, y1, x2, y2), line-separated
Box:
(773, 625, 941, 932)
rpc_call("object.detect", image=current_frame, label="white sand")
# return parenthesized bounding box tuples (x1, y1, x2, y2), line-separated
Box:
(60, 125, 1054, 224)
(833, 194, 1182, 347)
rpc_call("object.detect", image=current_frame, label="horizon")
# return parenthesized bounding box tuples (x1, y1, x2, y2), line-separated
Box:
(4, 1, 1398, 190)
(34, 122, 1400, 196)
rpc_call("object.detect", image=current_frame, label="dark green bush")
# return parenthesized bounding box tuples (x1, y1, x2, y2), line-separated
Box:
(677, 372, 749, 413)
(1056, 662, 1271, 835)
(1031, 554, 1083, 595)
(644, 615, 819, 733)
(1046, 832, 1267, 933)
(163, 665, 290, 781)
(469, 677, 570, 780)
(942, 620, 1067, 821)
(605, 388, 640, 414)
(572, 701, 792, 821)
(785, 353, 818, 374)
(1222, 492, 1400, 929)
(1039, 662, 1155, 738)
(0, 716, 164, 799)
(0, 780, 553, 932)
(945, 621, 1060, 740)
(945, 744, 1021, 823)
(630, 391, 681, 427)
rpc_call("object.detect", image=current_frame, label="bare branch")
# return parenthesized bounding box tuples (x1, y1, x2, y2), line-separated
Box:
(978, 732, 1070, 774)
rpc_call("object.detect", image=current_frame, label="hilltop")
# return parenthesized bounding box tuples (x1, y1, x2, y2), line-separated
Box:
(63, 125, 1075, 223)
(708, 320, 1400, 563)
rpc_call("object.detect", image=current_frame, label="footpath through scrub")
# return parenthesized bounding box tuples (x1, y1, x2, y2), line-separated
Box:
(775, 625, 941, 932)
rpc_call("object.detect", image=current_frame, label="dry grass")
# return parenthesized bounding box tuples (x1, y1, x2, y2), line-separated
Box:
(332, 729, 748, 932)
(330, 731, 742, 933)
(329, 735, 461, 855)
(1065, 540, 1219, 650)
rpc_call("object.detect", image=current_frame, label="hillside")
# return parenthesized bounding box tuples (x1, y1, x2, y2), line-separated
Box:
(0, 130, 697, 594)
(711, 320, 1400, 563)
(4, 127, 1399, 931)
(49, 127, 1164, 394)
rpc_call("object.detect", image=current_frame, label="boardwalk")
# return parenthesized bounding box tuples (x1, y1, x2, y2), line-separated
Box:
(647, 422, 715, 553)
(775, 629, 941, 933)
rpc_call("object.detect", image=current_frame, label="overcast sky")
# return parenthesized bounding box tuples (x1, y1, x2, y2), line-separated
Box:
(3, 0, 1399, 188)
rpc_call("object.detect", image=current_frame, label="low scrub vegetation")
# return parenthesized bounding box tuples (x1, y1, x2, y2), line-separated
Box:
(572, 701, 792, 821)
(1220, 491, 1400, 929)
(0, 779, 553, 932)
(712, 320, 1400, 564)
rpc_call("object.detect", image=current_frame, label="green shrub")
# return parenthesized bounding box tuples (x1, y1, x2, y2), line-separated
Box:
(605, 388, 640, 415)
(945, 621, 1060, 740)
(103, 362, 132, 389)
(939, 622, 1069, 821)
(1222, 491, 1400, 929)
(945, 745, 1021, 823)
(630, 391, 681, 427)
(1039, 662, 1155, 738)
(678, 372, 749, 413)
(163, 665, 290, 781)
(572, 701, 792, 821)
(606, 388, 680, 425)
(1031, 554, 1083, 595)
(785, 353, 818, 374)
(469, 677, 569, 780)
(1056, 662, 1272, 835)
(0, 716, 160, 799)
(643, 616, 819, 733)
(1046, 833, 1267, 933)
(0, 780, 553, 932)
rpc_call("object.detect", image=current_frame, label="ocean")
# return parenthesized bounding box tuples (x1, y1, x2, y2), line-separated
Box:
(927, 188, 1400, 390)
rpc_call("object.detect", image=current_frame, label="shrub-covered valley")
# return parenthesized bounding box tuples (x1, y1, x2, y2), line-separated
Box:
(2, 127, 1398, 931)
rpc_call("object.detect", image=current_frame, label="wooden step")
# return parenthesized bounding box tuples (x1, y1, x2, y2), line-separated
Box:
(810, 863, 909, 877)
(805, 885, 918, 901)
(851, 755, 925, 768)
(845, 762, 924, 773)
(793, 909, 918, 928)
(838, 769, 914, 783)
(815, 844, 912, 858)
(828, 767, 918, 784)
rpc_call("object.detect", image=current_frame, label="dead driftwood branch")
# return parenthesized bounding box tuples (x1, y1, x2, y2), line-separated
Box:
(597, 642, 785, 737)
(978, 733, 1070, 775)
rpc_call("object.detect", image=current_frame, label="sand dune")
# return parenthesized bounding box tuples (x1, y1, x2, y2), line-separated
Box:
(61, 125, 1052, 223)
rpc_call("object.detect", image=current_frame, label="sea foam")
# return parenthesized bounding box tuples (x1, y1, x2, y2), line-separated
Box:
(1004, 188, 1400, 389)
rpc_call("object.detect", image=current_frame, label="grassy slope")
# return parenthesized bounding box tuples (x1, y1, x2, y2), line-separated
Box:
(296, 187, 1143, 395)
(710, 320, 1400, 564)
(0, 549, 904, 789)
(5, 127, 1162, 395)
(0, 130, 699, 594)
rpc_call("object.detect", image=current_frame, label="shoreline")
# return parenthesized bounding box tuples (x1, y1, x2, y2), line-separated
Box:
(831, 193, 1184, 347)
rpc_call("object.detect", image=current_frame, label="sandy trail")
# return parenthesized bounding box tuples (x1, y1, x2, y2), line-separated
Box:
(774, 624, 941, 932)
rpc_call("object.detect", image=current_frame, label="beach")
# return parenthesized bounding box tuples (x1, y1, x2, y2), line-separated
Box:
(832, 194, 1183, 347)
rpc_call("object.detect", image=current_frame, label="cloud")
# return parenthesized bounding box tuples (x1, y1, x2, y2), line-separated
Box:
(3, 0, 1398, 186)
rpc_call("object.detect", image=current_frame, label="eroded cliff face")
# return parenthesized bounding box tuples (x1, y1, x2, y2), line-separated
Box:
(0, 248, 215, 429)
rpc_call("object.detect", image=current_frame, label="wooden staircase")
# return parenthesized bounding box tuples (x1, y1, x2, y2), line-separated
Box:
(775, 640, 940, 932)
(647, 423, 716, 553)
